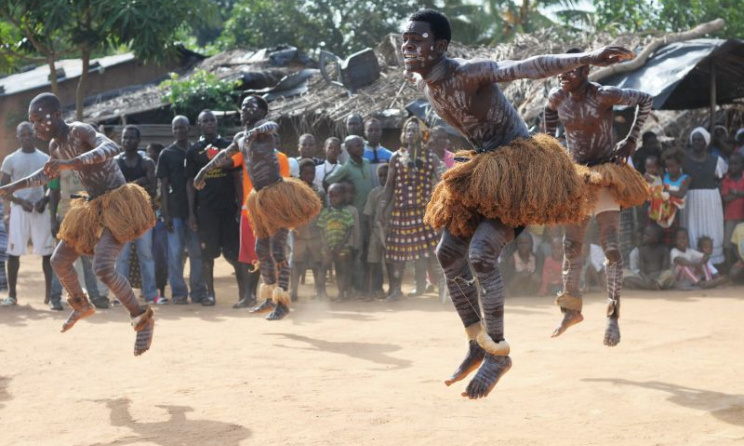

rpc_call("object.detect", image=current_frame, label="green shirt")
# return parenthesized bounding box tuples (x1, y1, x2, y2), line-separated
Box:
(324, 157, 373, 214)
(316, 206, 355, 254)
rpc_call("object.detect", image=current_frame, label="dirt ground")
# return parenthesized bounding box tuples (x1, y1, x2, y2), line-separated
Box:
(2, 257, 744, 446)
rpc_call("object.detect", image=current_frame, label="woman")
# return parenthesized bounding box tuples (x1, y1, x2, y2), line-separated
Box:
(682, 127, 727, 263)
(379, 117, 442, 301)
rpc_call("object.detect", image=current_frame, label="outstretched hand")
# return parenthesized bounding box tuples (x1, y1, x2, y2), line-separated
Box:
(589, 46, 635, 67)
(193, 170, 207, 191)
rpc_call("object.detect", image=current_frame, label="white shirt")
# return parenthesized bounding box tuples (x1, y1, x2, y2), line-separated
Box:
(1, 148, 49, 206)
(314, 160, 340, 190)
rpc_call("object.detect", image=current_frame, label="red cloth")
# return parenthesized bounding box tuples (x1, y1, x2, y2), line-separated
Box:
(539, 256, 563, 295)
(721, 174, 744, 220)
(238, 213, 257, 265)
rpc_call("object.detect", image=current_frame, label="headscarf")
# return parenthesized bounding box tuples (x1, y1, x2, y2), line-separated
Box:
(689, 127, 711, 147)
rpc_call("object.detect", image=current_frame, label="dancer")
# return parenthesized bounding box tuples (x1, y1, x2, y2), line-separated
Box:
(407, 9, 633, 398)
(543, 48, 652, 346)
(193, 116, 321, 320)
(0, 93, 156, 355)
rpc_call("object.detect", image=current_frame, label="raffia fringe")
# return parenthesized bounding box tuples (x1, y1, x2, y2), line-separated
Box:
(576, 162, 649, 210)
(246, 178, 322, 238)
(555, 292, 583, 311)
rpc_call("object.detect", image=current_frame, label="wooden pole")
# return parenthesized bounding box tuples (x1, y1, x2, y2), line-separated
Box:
(709, 62, 716, 131)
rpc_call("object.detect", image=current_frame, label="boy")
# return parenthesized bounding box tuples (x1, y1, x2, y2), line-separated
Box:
(316, 183, 355, 301)
(363, 163, 389, 298)
(623, 225, 675, 290)
(316, 137, 342, 193)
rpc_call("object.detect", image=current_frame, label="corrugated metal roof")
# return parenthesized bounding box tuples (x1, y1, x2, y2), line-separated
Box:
(0, 53, 134, 97)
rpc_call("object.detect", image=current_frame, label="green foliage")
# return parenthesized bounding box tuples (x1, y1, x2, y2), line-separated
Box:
(159, 70, 239, 122)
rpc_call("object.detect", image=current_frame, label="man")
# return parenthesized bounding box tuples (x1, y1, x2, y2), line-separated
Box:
(156, 116, 207, 305)
(363, 118, 392, 187)
(0, 93, 156, 355)
(338, 112, 365, 164)
(406, 9, 633, 398)
(115, 125, 158, 305)
(296, 133, 324, 165)
(185, 109, 249, 307)
(194, 117, 321, 320)
(0, 122, 54, 307)
(544, 48, 652, 346)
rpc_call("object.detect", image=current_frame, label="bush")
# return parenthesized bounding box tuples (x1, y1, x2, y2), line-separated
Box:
(160, 69, 239, 122)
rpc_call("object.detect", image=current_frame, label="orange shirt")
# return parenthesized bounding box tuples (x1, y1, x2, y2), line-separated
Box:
(232, 150, 290, 217)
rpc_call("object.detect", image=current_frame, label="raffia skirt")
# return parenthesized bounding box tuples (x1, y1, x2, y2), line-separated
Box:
(58, 183, 156, 256)
(576, 162, 649, 211)
(425, 134, 589, 237)
(246, 177, 323, 239)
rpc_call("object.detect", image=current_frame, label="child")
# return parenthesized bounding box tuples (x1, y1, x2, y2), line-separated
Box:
(623, 224, 675, 290)
(290, 159, 326, 301)
(655, 148, 691, 245)
(504, 232, 540, 296)
(317, 183, 355, 301)
(539, 236, 563, 296)
(340, 179, 363, 297)
(671, 229, 725, 289)
(363, 163, 389, 299)
(316, 137, 342, 193)
(721, 152, 744, 266)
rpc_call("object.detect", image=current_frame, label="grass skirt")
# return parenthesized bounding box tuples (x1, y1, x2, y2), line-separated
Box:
(425, 134, 587, 237)
(246, 178, 322, 238)
(576, 162, 649, 210)
(58, 183, 156, 256)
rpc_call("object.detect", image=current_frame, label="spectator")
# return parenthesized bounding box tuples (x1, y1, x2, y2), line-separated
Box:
(671, 228, 725, 289)
(186, 109, 247, 307)
(734, 128, 744, 155)
(711, 125, 732, 160)
(729, 222, 744, 282)
(362, 163, 389, 299)
(503, 232, 540, 296)
(363, 118, 392, 187)
(539, 236, 563, 296)
(379, 117, 442, 301)
(156, 115, 207, 305)
(0, 201, 6, 293)
(339, 179, 363, 297)
(650, 148, 690, 244)
(297, 133, 324, 166)
(146, 143, 168, 300)
(289, 159, 326, 302)
(0, 122, 53, 307)
(721, 152, 744, 266)
(115, 125, 158, 305)
(623, 224, 675, 290)
(429, 126, 455, 170)
(682, 127, 726, 264)
(632, 131, 662, 174)
(317, 183, 355, 301)
(315, 137, 342, 193)
(339, 112, 364, 164)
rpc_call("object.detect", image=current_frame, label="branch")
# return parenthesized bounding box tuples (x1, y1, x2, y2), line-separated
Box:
(589, 18, 726, 82)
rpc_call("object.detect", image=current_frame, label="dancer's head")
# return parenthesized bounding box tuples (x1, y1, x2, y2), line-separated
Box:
(401, 10, 450, 75)
(240, 95, 268, 125)
(559, 48, 589, 93)
(28, 93, 63, 141)
(197, 109, 218, 138)
(171, 115, 190, 144)
(121, 125, 141, 153)
(16, 122, 35, 151)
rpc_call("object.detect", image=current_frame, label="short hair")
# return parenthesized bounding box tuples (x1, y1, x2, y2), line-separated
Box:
(122, 125, 141, 138)
(298, 158, 316, 171)
(198, 109, 216, 121)
(409, 9, 451, 43)
(346, 113, 363, 124)
(16, 121, 33, 134)
(365, 117, 381, 128)
(675, 227, 688, 238)
(661, 147, 685, 166)
(146, 143, 165, 154)
(246, 94, 268, 115)
(172, 115, 190, 126)
(645, 155, 659, 165)
(344, 135, 364, 146)
(565, 47, 583, 54)
(697, 235, 713, 249)
(298, 133, 316, 143)
(642, 131, 657, 142)
(29, 93, 61, 112)
(324, 136, 341, 146)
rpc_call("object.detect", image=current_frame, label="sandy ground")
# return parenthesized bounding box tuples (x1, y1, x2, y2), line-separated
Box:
(1, 257, 744, 446)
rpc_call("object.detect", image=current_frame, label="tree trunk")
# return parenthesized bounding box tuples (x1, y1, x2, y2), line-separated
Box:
(590, 18, 725, 82)
(47, 56, 59, 96)
(76, 45, 90, 121)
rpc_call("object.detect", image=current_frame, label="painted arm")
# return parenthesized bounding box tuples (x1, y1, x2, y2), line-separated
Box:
(475, 46, 634, 83)
(543, 88, 563, 136)
(42, 124, 120, 178)
(0, 157, 52, 199)
(602, 87, 654, 159)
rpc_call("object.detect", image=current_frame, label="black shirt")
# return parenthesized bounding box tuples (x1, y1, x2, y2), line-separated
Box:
(185, 135, 238, 212)
(116, 151, 147, 183)
(156, 144, 189, 220)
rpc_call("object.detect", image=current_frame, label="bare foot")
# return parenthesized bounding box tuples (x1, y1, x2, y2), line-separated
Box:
(603, 317, 621, 347)
(266, 302, 289, 320)
(134, 318, 155, 356)
(551, 310, 584, 338)
(445, 340, 485, 386)
(61, 302, 95, 333)
(249, 300, 275, 314)
(461, 354, 512, 399)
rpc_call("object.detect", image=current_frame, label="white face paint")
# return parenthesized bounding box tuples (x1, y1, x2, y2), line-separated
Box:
(45, 114, 51, 118)
(430, 46, 434, 51)
(38, 107, 43, 111)
(422, 33, 429, 38)
(46, 121, 52, 125)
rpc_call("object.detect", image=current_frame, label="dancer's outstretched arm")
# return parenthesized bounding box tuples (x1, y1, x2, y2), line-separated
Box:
(600, 87, 654, 160)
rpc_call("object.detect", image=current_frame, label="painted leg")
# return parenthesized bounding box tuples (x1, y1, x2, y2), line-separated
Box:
(250, 237, 276, 314)
(598, 211, 622, 347)
(553, 218, 589, 338)
(267, 229, 291, 320)
(52, 242, 94, 332)
(436, 229, 485, 387)
(93, 230, 153, 356)
(463, 219, 514, 399)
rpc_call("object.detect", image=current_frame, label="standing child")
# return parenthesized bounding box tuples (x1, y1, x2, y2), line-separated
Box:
(721, 152, 744, 266)
(363, 163, 389, 299)
(539, 237, 563, 296)
(317, 183, 355, 301)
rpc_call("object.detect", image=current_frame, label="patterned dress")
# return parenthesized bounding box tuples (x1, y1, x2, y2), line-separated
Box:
(385, 149, 440, 262)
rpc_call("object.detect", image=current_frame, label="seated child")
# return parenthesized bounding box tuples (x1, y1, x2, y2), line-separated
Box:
(317, 183, 355, 301)
(623, 224, 675, 290)
(671, 229, 726, 289)
(539, 236, 563, 296)
(504, 232, 541, 296)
